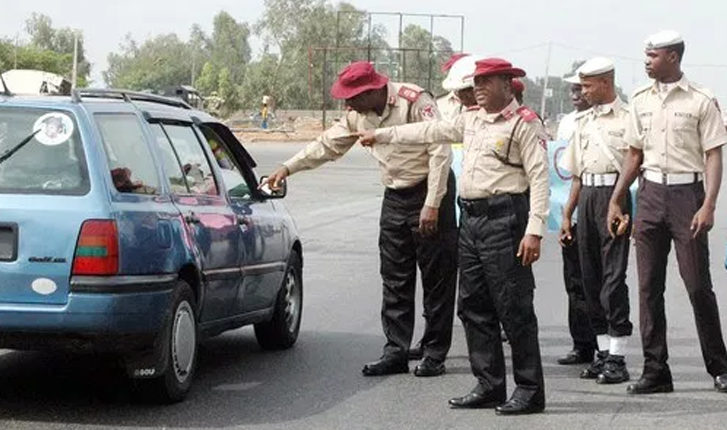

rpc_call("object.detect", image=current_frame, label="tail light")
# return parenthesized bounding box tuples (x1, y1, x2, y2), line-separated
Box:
(72, 220, 119, 276)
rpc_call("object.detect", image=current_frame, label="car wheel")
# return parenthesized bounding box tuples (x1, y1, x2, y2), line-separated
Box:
(254, 251, 303, 350)
(137, 281, 198, 403)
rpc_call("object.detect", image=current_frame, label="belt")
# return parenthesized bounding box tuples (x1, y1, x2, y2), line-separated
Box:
(642, 170, 703, 185)
(581, 172, 618, 187)
(458, 193, 527, 218)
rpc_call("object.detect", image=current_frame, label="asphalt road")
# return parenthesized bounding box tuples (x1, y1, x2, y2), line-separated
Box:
(2, 142, 727, 430)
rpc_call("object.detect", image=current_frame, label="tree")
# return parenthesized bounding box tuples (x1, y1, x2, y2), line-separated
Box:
(24, 13, 90, 86)
(254, 0, 383, 109)
(104, 33, 192, 91)
(210, 12, 251, 85)
(400, 24, 453, 95)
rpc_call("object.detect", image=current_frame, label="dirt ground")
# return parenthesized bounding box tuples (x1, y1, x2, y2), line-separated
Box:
(229, 111, 326, 143)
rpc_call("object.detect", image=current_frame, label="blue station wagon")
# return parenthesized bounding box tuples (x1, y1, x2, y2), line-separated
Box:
(0, 89, 303, 402)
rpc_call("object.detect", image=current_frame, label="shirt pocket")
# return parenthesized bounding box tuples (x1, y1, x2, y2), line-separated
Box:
(672, 112, 698, 146)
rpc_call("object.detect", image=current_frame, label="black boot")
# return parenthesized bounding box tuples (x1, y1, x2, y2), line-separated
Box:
(597, 355, 630, 384)
(580, 350, 608, 379)
(627, 376, 673, 394)
(361, 357, 408, 376)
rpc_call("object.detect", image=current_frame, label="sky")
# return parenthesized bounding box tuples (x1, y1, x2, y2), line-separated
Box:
(3, 0, 727, 101)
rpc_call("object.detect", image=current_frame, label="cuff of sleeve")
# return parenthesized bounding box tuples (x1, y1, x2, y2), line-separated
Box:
(525, 217, 545, 237)
(374, 128, 392, 144)
(627, 137, 643, 150)
(283, 160, 303, 175)
(424, 194, 442, 209)
(703, 137, 727, 152)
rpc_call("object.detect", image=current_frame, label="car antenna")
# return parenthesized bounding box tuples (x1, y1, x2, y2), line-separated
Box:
(0, 69, 12, 96)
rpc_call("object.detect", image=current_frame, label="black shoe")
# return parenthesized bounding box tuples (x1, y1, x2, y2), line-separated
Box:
(626, 377, 674, 394)
(597, 355, 630, 384)
(557, 349, 593, 365)
(408, 343, 423, 361)
(714, 374, 727, 393)
(580, 351, 608, 379)
(449, 390, 505, 409)
(495, 397, 545, 415)
(414, 357, 445, 377)
(361, 357, 408, 376)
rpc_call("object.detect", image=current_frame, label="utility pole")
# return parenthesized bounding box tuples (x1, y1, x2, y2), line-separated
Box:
(539, 42, 552, 118)
(14, 33, 19, 69)
(71, 32, 79, 90)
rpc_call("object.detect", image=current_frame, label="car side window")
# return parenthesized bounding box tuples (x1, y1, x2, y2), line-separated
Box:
(199, 125, 253, 200)
(149, 124, 188, 195)
(162, 124, 218, 196)
(95, 113, 160, 195)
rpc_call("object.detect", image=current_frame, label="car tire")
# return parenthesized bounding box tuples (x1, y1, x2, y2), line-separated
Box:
(254, 251, 303, 350)
(137, 281, 198, 403)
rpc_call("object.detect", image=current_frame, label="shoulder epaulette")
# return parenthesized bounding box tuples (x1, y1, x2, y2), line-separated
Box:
(515, 105, 539, 123)
(398, 85, 423, 103)
(631, 82, 653, 99)
(688, 81, 715, 100)
(574, 108, 591, 120)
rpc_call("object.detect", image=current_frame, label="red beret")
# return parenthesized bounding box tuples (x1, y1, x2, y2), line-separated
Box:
(330, 61, 389, 100)
(441, 53, 470, 73)
(471, 58, 526, 79)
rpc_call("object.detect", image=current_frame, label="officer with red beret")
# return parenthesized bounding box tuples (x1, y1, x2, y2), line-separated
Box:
(359, 58, 549, 415)
(264, 61, 458, 378)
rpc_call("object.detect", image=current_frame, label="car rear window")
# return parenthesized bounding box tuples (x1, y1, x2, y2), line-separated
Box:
(0, 107, 89, 195)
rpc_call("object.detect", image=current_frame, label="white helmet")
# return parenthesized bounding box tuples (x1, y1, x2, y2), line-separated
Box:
(442, 54, 482, 92)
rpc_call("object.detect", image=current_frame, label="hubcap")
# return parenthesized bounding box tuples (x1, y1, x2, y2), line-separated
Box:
(283, 268, 300, 334)
(171, 300, 196, 383)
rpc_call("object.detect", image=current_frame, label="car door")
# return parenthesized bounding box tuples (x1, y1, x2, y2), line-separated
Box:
(197, 123, 287, 314)
(149, 122, 242, 322)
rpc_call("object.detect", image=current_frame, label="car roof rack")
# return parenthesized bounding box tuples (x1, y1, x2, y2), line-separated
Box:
(71, 88, 191, 109)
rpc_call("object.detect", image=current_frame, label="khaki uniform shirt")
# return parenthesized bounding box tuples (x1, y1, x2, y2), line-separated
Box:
(283, 82, 452, 208)
(625, 74, 727, 173)
(561, 97, 629, 176)
(374, 98, 550, 237)
(556, 110, 578, 142)
(437, 92, 464, 122)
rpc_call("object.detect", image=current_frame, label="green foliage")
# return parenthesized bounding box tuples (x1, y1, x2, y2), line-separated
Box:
(0, 13, 89, 87)
(103, 33, 191, 91)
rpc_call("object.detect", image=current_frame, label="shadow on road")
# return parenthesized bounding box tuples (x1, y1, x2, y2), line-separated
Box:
(0, 329, 385, 428)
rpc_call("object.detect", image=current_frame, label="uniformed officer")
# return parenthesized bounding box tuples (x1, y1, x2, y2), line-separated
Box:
(359, 57, 549, 415)
(264, 61, 458, 378)
(559, 57, 633, 384)
(436, 52, 473, 121)
(554, 71, 597, 366)
(607, 31, 727, 394)
(407, 53, 480, 362)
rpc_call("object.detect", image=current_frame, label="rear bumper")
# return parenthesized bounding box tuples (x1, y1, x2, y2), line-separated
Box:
(0, 274, 176, 352)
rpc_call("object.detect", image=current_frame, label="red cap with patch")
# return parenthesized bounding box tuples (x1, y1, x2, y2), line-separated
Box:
(441, 53, 470, 73)
(471, 58, 526, 79)
(330, 61, 389, 100)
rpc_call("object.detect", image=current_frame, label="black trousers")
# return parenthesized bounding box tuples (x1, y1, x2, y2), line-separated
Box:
(576, 185, 633, 339)
(379, 171, 458, 362)
(635, 179, 727, 380)
(457, 193, 544, 403)
(561, 225, 597, 353)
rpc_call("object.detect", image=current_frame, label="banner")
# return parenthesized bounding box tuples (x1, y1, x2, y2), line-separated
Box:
(547, 139, 638, 232)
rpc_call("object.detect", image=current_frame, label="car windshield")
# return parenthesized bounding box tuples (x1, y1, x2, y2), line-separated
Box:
(0, 107, 89, 195)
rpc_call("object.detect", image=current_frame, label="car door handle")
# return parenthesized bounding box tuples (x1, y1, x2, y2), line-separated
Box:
(185, 212, 201, 224)
(237, 215, 251, 226)
(237, 215, 251, 232)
